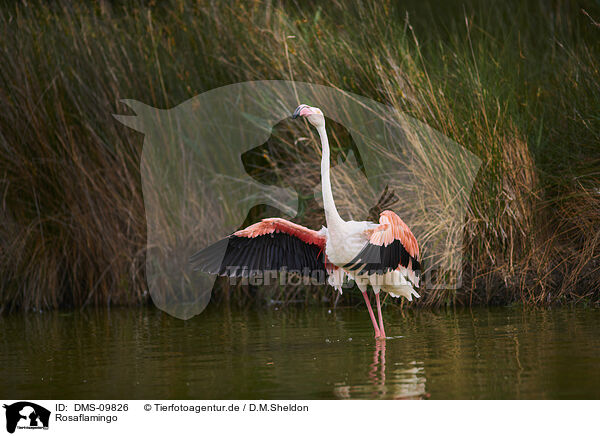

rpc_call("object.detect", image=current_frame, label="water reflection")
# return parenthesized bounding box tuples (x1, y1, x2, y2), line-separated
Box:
(334, 340, 428, 399)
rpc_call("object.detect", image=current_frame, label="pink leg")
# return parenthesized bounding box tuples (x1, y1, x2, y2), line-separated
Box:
(375, 292, 386, 339)
(362, 291, 381, 338)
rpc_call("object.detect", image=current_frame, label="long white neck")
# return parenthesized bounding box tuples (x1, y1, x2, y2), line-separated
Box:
(316, 125, 344, 229)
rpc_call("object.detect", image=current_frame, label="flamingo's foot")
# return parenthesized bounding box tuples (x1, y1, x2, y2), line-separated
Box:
(375, 334, 387, 341)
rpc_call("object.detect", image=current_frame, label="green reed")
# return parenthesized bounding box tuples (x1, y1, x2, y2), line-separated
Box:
(0, 0, 598, 312)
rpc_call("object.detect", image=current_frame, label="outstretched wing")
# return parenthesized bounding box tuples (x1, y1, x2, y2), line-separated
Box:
(190, 218, 328, 280)
(343, 211, 421, 284)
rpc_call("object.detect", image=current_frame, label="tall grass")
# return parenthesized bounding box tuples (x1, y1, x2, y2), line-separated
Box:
(0, 0, 598, 312)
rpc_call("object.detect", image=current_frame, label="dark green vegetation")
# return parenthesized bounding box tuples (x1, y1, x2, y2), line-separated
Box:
(0, 0, 599, 312)
(1, 306, 599, 399)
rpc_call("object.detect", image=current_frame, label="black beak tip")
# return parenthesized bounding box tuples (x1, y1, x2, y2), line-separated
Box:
(292, 104, 307, 119)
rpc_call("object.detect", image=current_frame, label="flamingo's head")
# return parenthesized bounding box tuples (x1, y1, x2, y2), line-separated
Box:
(292, 104, 325, 128)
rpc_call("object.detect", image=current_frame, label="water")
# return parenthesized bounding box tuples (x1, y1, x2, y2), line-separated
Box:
(1, 305, 599, 399)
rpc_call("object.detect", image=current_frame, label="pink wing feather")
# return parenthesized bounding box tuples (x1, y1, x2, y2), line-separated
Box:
(369, 211, 419, 258)
(234, 218, 326, 248)
(344, 210, 420, 281)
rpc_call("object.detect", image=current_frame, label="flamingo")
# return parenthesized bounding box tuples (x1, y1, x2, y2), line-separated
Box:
(190, 104, 421, 339)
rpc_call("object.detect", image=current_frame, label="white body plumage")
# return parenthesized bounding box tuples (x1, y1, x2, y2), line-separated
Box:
(320, 221, 420, 301)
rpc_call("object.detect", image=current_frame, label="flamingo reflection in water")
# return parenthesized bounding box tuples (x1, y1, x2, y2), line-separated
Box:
(333, 341, 428, 400)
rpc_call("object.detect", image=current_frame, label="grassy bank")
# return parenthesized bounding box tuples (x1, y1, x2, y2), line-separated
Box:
(0, 0, 599, 312)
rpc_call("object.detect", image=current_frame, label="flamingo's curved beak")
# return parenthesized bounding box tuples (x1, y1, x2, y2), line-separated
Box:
(292, 104, 310, 119)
